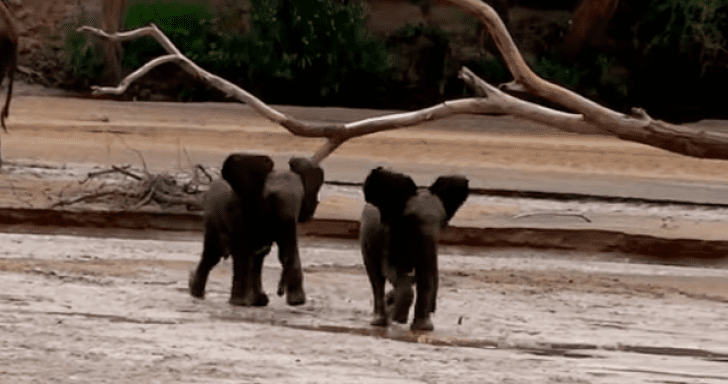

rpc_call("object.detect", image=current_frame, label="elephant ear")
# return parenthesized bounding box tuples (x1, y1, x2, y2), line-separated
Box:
(289, 157, 325, 222)
(429, 175, 469, 224)
(363, 167, 417, 225)
(221, 153, 274, 203)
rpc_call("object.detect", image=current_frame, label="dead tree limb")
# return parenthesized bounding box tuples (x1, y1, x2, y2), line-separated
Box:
(79, 24, 516, 163)
(52, 164, 207, 211)
(445, 0, 728, 160)
(81, 3, 728, 162)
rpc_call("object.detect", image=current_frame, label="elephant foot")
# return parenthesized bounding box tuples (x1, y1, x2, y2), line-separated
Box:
(370, 314, 389, 327)
(255, 292, 269, 306)
(410, 317, 434, 331)
(188, 270, 205, 299)
(229, 296, 250, 306)
(229, 292, 269, 307)
(387, 290, 413, 324)
(285, 287, 306, 306)
(391, 312, 409, 324)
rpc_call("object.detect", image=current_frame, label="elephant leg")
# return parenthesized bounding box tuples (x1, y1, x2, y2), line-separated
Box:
(390, 275, 415, 324)
(275, 221, 306, 306)
(411, 261, 438, 331)
(189, 230, 223, 299)
(250, 247, 270, 306)
(363, 247, 387, 326)
(229, 250, 262, 306)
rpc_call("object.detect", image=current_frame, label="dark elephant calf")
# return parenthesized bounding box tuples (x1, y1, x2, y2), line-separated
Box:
(0, 0, 17, 131)
(360, 167, 469, 331)
(189, 153, 324, 307)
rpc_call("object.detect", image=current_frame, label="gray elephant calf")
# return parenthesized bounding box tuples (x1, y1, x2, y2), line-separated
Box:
(360, 167, 469, 331)
(189, 153, 324, 307)
(0, 0, 17, 131)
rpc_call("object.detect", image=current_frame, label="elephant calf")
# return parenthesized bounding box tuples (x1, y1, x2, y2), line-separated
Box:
(0, 0, 17, 131)
(360, 167, 469, 331)
(189, 153, 324, 307)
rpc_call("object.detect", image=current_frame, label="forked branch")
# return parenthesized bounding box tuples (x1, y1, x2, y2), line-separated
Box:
(446, 0, 728, 159)
(81, 3, 728, 162)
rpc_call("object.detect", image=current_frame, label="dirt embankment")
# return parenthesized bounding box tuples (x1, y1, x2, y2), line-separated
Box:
(3, 96, 728, 262)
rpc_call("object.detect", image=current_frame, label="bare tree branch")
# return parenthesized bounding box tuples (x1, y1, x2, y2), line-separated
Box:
(445, 0, 728, 159)
(51, 190, 121, 208)
(81, 7, 728, 163)
(53, 163, 207, 211)
(457, 67, 606, 135)
(443, 0, 638, 130)
(78, 25, 287, 123)
(80, 24, 519, 163)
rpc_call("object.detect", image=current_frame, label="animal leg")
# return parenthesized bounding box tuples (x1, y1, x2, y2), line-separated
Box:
(250, 246, 270, 306)
(363, 249, 388, 326)
(390, 276, 415, 324)
(189, 230, 223, 299)
(411, 263, 437, 331)
(229, 250, 259, 306)
(276, 221, 306, 306)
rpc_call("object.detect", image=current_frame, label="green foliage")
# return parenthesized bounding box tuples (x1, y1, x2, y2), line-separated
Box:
(467, 57, 510, 85)
(386, 23, 449, 88)
(115, 0, 391, 104)
(637, 0, 728, 74)
(525, 53, 631, 110)
(241, 0, 392, 103)
(629, 0, 728, 119)
(595, 53, 629, 100)
(63, 24, 106, 88)
(531, 55, 588, 90)
(122, 1, 214, 70)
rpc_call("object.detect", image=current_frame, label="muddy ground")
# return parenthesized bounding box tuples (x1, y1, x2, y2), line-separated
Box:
(2, 234, 728, 383)
(2, 92, 728, 382)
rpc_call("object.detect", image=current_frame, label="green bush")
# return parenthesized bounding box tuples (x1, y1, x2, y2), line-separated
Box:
(63, 20, 107, 88)
(122, 1, 215, 70)
(631, 0, 728, 119)
(119, 0, 392, 104)
(62, 0, 392, 105)
(240, 0, 392, 104)
(467, 56, 510, 85)
(385, 23, 450, 104)
(637, 0, 728, 74)
(531, 55, 588, 90)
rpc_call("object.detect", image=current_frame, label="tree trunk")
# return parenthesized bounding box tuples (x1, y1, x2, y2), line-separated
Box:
(99, 0, 125, 85)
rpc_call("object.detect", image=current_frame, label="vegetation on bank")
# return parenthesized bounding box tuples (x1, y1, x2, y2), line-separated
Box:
(63, 0, 728, 121)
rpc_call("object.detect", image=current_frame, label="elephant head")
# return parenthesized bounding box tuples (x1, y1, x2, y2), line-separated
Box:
(288, 157, 325, 222)
(221, 154, 324, 223)
(363, 167, 418, 225)
(220, 153, 275, 209)
(364, 167, 469, 229)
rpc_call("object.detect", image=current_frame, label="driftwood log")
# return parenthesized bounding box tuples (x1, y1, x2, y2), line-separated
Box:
(80, 0, 728, 163)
